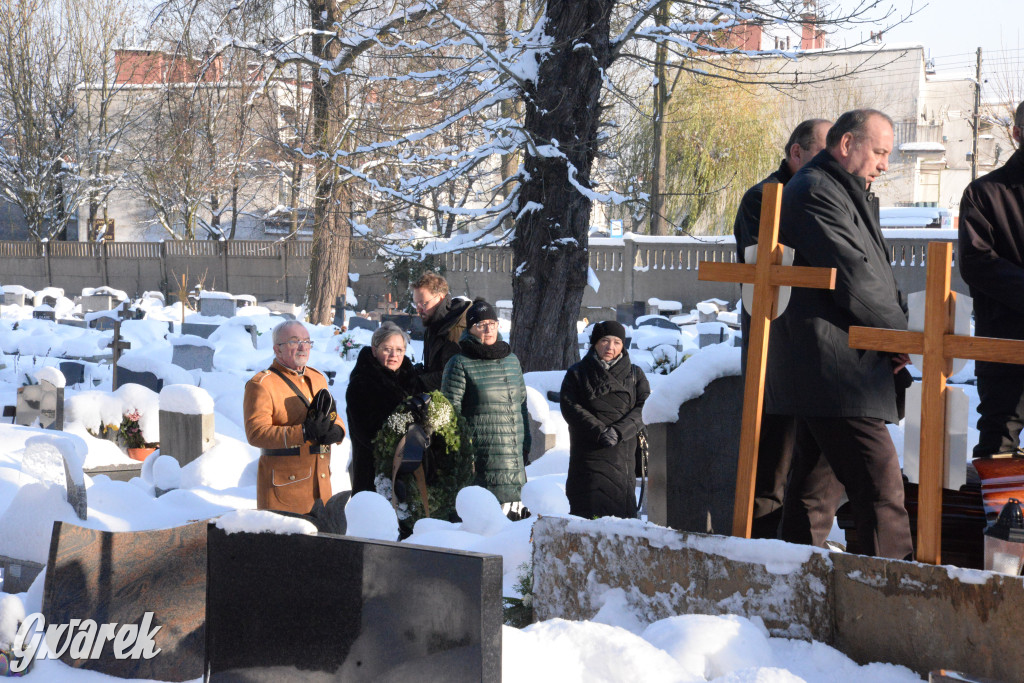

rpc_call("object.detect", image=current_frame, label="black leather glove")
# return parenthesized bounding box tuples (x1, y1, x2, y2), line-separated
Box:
(320, 422, 345, 445)
(303, 410, 332, 444)
(598, 426, 620, 448)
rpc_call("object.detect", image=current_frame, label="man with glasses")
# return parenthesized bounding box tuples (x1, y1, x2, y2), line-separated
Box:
(410, 271, 471, 392)
(244, 321, 345, 517)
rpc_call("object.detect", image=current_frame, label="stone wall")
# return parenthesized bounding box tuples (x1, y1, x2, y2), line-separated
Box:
(533, 516, 1024, 680)
(0, 233, 964, 316)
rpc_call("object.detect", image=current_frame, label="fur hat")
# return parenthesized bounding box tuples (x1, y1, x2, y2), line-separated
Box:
(590, 320, 627, 347)
(465, 298, 498, 328)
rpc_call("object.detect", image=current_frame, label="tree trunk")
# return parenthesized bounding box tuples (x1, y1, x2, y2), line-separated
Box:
(649, 2, 670, 236)
(510, 0, 612, 371)
(304, 0, 350, 325)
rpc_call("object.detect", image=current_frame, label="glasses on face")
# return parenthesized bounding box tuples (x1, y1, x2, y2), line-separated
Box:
(277, 339, 314, 349)
(377, 346, 405, 357)
(413, 292, 441, 311)
(473, 321, 498, 333)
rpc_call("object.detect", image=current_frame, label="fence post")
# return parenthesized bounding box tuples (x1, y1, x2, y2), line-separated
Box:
(622, 235, 636, 305)
(101, 240, 110, 286)
(221, 240, 230, 293)
(43, 240, 52, 287)
(282, 240, 289, 301)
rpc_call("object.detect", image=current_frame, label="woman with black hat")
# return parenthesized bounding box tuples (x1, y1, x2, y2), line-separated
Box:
(442, 298, 531, 518)
(560, 320, 650, 519)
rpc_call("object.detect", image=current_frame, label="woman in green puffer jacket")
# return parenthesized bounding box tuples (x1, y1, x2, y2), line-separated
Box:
(441, 298, 531, 517)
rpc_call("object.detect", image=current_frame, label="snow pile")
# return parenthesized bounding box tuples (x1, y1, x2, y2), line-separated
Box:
(521, 477, 570, 515)
(66, 383, 161, 442)
(159, 384, 215, 415)
(643, 344, 741, 423)
(152, 455, 182, 491)
(644, 614, 776, 678)
(457, 487, 512, 536)
(22, 433, 86, 486)
(216, 509, 317, 536)
(345, 491, 399, 541)
(0, 483, 79, 563)
(33, 366, 65, 388)
(0, 594, 26, 650)
(169, 334, 216, 348)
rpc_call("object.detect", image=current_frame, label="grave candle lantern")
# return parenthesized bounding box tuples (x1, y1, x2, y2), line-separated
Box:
(984, 497, 1024, 575)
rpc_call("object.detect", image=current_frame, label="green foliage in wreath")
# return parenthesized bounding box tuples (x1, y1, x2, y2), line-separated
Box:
(372, 390, 474, 527)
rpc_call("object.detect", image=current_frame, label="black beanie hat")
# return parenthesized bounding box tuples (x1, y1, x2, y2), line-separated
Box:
(466, 298, 498, 328)
(590, 320, 627, 347)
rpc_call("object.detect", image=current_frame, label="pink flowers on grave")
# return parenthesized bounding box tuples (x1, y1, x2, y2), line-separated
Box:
(117, 409, 147, 449)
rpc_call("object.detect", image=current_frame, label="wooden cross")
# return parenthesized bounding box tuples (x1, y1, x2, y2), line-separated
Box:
(174, 273, 190, 325)
(848, 240, 1024, 565)
(698, 182, 837, 537)
(108, 320, 131, 390)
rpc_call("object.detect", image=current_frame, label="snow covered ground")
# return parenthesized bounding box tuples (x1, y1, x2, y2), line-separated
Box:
(0, 293, 943, 681)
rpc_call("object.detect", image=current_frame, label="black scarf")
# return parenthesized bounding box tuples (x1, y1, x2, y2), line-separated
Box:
(459, 335, 511, 360)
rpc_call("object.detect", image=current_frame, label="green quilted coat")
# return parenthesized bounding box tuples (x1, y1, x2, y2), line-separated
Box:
(441, 332, 531, 503)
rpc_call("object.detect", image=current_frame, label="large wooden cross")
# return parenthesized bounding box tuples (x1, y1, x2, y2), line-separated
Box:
(108, 320, 131, 390)
(698, 182, 837, 537)
(849, 240, 1024, 565)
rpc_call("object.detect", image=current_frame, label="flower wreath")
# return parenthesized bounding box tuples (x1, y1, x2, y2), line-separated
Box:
(372, 390, 474, 526)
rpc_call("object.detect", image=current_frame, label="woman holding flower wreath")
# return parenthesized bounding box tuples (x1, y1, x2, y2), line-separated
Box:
(442, 298, 531, 520)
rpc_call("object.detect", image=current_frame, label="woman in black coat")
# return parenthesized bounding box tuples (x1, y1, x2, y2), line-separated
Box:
(561, 320, 650, 519)
(345, 321, 417, 493)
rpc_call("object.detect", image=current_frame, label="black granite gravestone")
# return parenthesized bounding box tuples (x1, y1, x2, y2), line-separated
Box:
(205, 525, 502, 682)
(637, 316, 681, 331)
(41, 521, 207, 681)
(32, 309, 55, 321)
(59, 361, 85, 386)
(115, 367, 164, 392)
(347, 316, 379, 332)
(650, 374, 743, 534)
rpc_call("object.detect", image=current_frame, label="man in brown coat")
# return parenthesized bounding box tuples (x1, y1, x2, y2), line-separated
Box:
(244, 321, 345, 515)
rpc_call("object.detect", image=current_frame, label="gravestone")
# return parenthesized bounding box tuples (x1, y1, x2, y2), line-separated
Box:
(171, 338, 215, 372)
(83, 462, 143, 482)
(0, 554, 44, 594)
(637, 316, 680, 331)
(89, 314, 119, 331)
(42, 521, 207, 681)
(262, 300, 299, 318)
(3, 291, 27, 306)
(648, 374, 744, 534)
(697, 321, 730, 348)
(347, 315, 378, 332)
(80, 294, 114, 314)
(696, 301, 721, 323)
(243, 323, 259, 348)
(59, 361, 85, 386)
(528, 414, 557, 462)
(180, 322, 219, 339)
(115, 366, 164, 393)
(333, 295, 346, 328)
(32, 307, 55, 321)
(21, 437, 87, 520)
(40, 294, 58, 308)
(57, 318, 88, 329)
(159, 386, 215, 466)
(16, 380, 63, 430)
(205, 525, 502, 681)
(200, 294, 236, 318)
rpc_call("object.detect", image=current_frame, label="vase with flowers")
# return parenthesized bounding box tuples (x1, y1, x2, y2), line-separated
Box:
(118, 409, 157, 461)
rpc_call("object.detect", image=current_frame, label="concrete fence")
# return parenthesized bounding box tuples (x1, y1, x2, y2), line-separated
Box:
(0, 233, 965, 314)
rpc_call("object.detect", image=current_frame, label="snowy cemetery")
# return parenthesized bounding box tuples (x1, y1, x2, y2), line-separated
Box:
(0, 265, 1020, 683)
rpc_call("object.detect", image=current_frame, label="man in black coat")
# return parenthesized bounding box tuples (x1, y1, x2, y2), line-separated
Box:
(733, 118, 830, 539)
(959, 100, 1024, 458)
(410, 271, 471, 392)
(768, 109, 914, 560)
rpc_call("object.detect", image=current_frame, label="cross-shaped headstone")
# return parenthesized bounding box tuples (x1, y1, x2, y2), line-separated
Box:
(697, 183, 837, 538)
(107, 321, 131, 390)
(848, 241, 1024, 565)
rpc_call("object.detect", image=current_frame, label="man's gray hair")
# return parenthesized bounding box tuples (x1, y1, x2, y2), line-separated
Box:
(371, 321, 410, 350)
(272, 320, 307, 344)
(826, 109, 894, 149)
(1014, 100, 1024, 131)
(784, 118, 831, 158)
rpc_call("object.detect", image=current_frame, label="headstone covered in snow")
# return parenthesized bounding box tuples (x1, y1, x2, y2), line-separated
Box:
(205, 524, 502, 681)
(347, 315, 379, 332)
(199, 291, 236, 318)
(15, 368, 65, 430)
(616, 301, 646, 326)
(21, 434, 87, 520)
(80, 294, 115, 314)
(3, 289, 28, 306)
(636, 315, 680, 331)
(42, 521, 207, 681)
(58, 360, 85, 386)
(158, 384, 215, 466)
(170, 335, 216, 372)
(31, 306, 55, 321)
(115, 366, 163, 393)
(180, 321, 220, 339)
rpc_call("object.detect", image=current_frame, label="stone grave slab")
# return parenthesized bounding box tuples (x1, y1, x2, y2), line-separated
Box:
(16, 380, 64, 430)
(636, 316, 680, 331)
(171, 340, 215, 372)
(89, 314, 119, 331)
(206, 525, 502, 682)
(159, 411, 214, 466)
(3, 291, 27, 306)
(199, 295, 236, 318)
(347, 315, 379, 332)
(41, 521, 207, 681)
(83, 461, 143, 482)
(56, 318, 88, 329)
(0, 554, 45, 594)
(697, 321, 730, 348)
(243, 324, 259, 348)
(528, 414, 557, 462)
(59, 361, 85, 386)
(648, 374, 743, 534)
(262, 300, 299, 319)
(80, 294, 114, 314)
(180, 322, 219, 339)
(32, 308, 55, 321)
(22, 436, 87, 520)
(115, 366, 164, 393)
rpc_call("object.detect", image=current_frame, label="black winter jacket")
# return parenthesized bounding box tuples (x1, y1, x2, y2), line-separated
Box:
(765, 150, 907, 423)
(416, 295, 471, 392)
(345, 346, 416, 493)
(561, 350, 649, 519)
(441, 333, 530, 503)
(959, 147, 1024, 377)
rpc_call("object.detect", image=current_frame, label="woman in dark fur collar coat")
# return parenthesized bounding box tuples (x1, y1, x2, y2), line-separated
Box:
(442, 298, 530, 515)
(346, 322, 417, 493)
(561, 320, 650, 519)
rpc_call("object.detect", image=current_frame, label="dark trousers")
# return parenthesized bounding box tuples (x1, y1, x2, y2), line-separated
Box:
(780, 417, 913, 560)
(750, 413, 796, 539)
(974, 374, 1024, 458)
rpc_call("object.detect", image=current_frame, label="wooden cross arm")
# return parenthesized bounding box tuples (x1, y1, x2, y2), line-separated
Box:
(944, 335, 1024, 365)
(848, 327, 923, 355)
(698, 261, 837, 290)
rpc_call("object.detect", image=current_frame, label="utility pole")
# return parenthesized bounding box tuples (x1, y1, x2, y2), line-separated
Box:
(972, 47, 982, 181)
